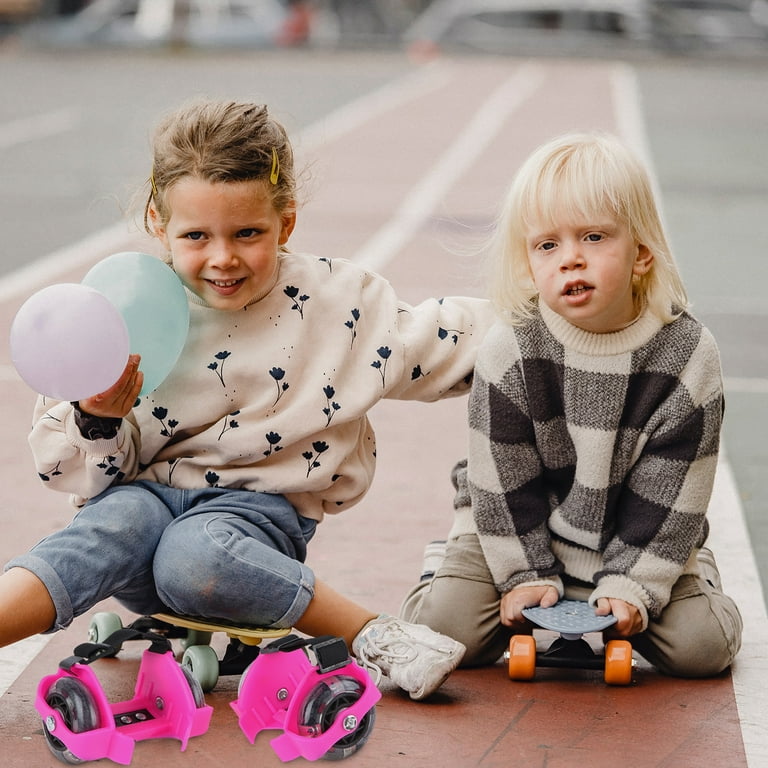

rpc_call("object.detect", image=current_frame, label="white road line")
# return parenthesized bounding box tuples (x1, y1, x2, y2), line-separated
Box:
(709, 454, 768, 768)
(0, 636, 50, 697)
(353, 62, 546, 273)
(0, 221, 141, 303)
(0, 108, 79, 150)
(610, 63, 663, 205)
(298, 60, 452, 153)
(614, 62, 768, 768)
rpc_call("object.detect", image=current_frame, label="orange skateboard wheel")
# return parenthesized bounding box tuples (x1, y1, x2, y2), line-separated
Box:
(604, 639, 633, 685)
(508, 634, 536, 680)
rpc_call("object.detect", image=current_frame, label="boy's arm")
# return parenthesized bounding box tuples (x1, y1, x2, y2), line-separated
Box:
(500, 585, 560, 627)
(592, 337, 724, 625)
(467, 327, 563, 594)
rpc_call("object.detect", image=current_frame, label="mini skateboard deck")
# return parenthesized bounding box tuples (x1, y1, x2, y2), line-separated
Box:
(522, 598, 617, 636)
(152, 612, 290, 645)
(507, 599, 634, 685)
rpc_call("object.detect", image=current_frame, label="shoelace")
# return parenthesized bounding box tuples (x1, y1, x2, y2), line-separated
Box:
(356, 630, 417, 685)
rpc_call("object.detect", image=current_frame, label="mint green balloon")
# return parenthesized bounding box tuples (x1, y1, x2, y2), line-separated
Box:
(83, 252, 189, 396)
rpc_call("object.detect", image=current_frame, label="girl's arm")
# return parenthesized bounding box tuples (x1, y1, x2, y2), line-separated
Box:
(385, 295, 495, 401)
(28, 357, 144, 501)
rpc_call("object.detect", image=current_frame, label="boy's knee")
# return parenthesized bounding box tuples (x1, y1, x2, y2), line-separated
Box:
(651, 632, 733, 678)
(638, 585, 742, 678)
(402, 576, 508, 667)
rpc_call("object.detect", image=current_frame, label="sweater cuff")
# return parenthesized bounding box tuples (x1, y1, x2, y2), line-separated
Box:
(588, 575, 651, 631)
(71, 402, 122, 441)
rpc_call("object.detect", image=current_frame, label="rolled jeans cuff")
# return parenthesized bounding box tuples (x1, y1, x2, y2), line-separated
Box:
(4, 554, 75, 633)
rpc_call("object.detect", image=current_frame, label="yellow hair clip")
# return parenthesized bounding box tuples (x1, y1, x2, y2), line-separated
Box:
(149, 168, 158, 197)
(270, 147, 280, 185)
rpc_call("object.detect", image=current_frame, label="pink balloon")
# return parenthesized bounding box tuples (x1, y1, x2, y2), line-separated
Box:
(10, 283, 130, 401)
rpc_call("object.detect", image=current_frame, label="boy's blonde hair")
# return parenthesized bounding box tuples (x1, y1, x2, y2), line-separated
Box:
(489, 132, 688, 324)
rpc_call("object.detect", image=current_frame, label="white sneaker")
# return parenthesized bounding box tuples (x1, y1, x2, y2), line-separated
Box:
(352, 615, 465, 700)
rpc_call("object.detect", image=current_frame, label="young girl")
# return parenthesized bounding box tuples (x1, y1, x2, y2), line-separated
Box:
(402, 132, 743, 677)
(0, 99, 493, 700)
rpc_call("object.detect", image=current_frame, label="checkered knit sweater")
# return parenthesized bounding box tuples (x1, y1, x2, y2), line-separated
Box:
(459, 300, 723, 628)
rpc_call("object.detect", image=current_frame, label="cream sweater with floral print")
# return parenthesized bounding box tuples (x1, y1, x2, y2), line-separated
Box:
(29, 253, 491, 522)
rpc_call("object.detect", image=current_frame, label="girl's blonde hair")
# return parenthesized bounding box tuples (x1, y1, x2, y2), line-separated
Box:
(489, 132, 688, 324)
(144, 99, 296, 233)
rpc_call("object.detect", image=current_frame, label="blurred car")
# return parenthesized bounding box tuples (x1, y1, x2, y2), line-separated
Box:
(0, 0, 41, 21)
(25, 0, 292, 47)
(403, 0, 655, 57)
(403, 0, 768, 57)
(648, 0, 768, 52)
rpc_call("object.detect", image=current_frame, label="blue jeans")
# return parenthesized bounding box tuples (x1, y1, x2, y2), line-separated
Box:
(5, 482, 317, 632)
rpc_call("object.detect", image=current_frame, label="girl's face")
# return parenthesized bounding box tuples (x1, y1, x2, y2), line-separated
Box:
(152, 177, 295, 310)
(525, 212, 653, 333)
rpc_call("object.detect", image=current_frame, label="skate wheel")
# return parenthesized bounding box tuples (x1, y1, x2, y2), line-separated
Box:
(182, 644, 220, 693)
(507, 634, 536, 680)
(300, 675, 376, 759)
(604, 639, 633, 685)
(87, 612, 124, 656)
(43, 677, 100, 764)
(180, 665, 208, 708)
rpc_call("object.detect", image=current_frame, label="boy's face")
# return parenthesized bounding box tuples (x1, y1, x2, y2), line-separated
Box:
(152, 177, 295, 310)
(525, 213, 653, 333)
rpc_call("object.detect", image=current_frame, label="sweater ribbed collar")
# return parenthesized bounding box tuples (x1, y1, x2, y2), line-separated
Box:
(538, 300, 664, 357)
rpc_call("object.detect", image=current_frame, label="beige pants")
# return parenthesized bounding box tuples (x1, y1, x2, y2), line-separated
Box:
(401, 533, 743, 677)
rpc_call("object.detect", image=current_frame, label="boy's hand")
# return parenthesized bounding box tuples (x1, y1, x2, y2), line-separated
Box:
(77, 354, 143, 419)
(500, 585, 559, 628)
(595, 597, 642, 637)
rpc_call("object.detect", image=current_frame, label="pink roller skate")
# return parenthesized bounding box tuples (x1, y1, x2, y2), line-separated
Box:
(232, 634, 381, 761)
(35, 628, 212, 765)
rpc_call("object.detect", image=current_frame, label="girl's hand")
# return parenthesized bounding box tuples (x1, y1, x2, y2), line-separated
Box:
(77, 354, 143, 418)
(500, 585, 559, 628)
(595, 597, 643, 637)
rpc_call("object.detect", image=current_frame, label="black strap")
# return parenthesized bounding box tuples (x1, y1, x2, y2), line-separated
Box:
(263, 634, 350, 673)
(60, 628, 171, 671)
(263, 633, 330, 654)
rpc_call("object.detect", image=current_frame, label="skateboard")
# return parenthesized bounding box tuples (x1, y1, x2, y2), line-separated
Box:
(88, 611, 290, 692)
(505, 599, 634, 685)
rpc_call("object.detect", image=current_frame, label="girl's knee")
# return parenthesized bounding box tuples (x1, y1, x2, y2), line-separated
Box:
(152, 515, 311, 625)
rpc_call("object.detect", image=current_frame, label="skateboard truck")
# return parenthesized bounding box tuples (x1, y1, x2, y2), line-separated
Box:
(506, 599, 635, 685)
